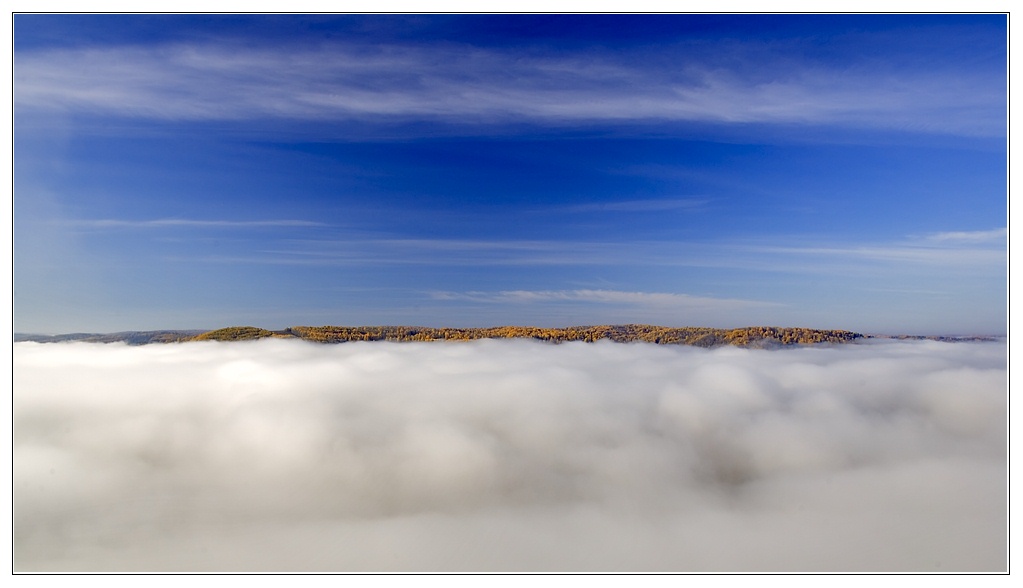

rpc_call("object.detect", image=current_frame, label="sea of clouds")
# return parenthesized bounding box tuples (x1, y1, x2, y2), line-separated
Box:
(13, 338, 1006, 572)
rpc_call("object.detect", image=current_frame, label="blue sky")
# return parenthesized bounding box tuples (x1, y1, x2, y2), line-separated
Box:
(13, 14, 1007, 335)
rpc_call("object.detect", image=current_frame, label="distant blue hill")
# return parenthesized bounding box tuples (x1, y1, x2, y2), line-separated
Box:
(14, 330, 206, 345)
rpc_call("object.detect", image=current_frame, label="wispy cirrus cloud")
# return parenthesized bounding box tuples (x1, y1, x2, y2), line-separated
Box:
(920, 227, 1007, 244)
(67, 218, 326, 229)
(14, 40, 1005, 136)
(432, 289, 779, 310)
(744, 228, 1007, 268)
(747, 244, 1006, 267)
(180, 229, 1006, 275)
(252, 239, 624, 267)
(553, 198, 709, 213)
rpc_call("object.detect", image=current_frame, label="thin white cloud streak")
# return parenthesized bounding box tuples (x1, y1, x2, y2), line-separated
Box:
(14, 41, 1005, 136)
(922, 227, 1007, 244)
(745, 229, 1007, 268)
(192, 233, 1006, 276)
(13, 339, 1006, 571)
(432, 288, 780, 310)
(220, 239, 626, 267)
(553, 198, 709, 213)
(68, 218, 326, 229)
(749, 244, 1006, 267)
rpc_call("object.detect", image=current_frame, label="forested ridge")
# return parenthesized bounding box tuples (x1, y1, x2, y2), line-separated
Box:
(16, 326, 1000, 346)
(189, 325, 864, 347)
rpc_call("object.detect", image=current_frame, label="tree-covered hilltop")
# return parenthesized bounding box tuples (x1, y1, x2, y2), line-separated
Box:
(232, 324, 865, 347)
(189, 326, 294, 342)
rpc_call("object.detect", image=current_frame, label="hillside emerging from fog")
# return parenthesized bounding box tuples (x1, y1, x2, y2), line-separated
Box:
(278, 325, 865, 346)
(18, 325, 869, 347)
(16, 325, 1002, 347)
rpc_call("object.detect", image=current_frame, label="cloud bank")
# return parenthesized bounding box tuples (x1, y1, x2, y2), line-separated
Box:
(13, 338, 1006, 572)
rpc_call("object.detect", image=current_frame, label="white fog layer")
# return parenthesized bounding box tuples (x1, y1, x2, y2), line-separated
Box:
(13, 338, 1006, 572)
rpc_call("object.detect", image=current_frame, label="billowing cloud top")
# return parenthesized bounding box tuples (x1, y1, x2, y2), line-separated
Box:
(14, 338, 1006, 572)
